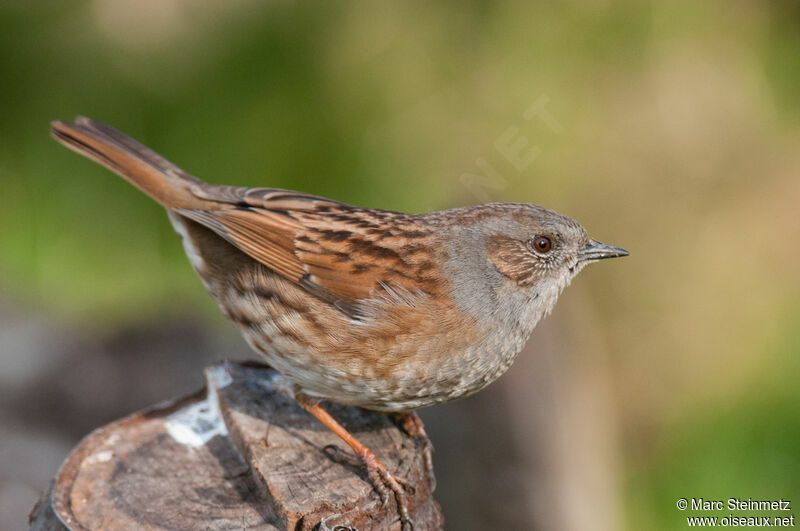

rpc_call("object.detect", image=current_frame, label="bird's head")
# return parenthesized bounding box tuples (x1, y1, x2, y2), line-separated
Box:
(483, 203, 628, 306)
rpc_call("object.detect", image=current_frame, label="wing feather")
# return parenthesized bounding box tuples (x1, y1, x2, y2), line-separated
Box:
(176, 187, 439, 313)
(176, 208, 307, 281)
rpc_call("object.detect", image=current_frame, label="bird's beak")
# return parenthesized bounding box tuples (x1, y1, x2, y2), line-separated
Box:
(579, 239, 630, 262)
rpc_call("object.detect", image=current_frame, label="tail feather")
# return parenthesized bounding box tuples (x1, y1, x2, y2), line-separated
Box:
(50, 117, 216, 210)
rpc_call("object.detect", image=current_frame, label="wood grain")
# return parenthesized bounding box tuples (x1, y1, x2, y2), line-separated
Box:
(33, 361, 442, 530)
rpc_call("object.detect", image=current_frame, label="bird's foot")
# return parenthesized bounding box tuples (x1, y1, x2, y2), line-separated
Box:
(299, 401, 415, 529)
(358, 445, 414, 531)
(324, 443, 414, 530)
(393, 412, 436, 492)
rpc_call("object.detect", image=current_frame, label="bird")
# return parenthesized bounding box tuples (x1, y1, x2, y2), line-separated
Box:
(51, 117, 628, 529)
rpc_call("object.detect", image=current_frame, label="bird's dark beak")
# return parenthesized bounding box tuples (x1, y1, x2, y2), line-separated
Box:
(579, 239, 630, 262)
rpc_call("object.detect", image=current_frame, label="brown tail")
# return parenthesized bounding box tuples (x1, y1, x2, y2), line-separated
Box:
(50, 117, 218, 210)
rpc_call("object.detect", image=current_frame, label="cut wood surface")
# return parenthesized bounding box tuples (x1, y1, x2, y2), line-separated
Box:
(30, 361, 442, 530)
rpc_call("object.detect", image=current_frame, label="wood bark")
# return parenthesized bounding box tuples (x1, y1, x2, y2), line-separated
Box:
(30, 361, 442, 530)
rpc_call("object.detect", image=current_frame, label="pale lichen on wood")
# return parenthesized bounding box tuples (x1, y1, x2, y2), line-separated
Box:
(30, 361, 442, 530)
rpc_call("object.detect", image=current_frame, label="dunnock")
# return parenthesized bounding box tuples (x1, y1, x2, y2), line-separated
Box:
(51, 117, 628, 529)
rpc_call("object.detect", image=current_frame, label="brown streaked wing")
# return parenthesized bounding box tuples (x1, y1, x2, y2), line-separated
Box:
(291, 214, 435, 303)
(174, 189, 436, 310)
(175, 207, 307, 282)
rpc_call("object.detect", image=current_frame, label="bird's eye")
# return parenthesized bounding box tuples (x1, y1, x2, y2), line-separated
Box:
(530, 236, 552, 253)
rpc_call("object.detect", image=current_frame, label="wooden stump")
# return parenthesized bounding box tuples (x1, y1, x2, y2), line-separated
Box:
(29, 361, 442, 530)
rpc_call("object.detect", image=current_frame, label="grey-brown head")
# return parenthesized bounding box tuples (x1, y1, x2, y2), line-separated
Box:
(440, 202, 628, 330)
(484, 202, 628, 291)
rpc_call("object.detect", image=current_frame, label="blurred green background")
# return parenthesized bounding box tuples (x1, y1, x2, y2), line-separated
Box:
(1, 1, 799, 529)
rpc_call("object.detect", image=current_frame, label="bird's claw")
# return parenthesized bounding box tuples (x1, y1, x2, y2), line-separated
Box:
(324, 443, 414, 528)
(393, 412, 437, 492)
(357, 446, 414, 530)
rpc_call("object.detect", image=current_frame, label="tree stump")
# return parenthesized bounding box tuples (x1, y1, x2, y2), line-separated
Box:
(29, 361, 442, 530)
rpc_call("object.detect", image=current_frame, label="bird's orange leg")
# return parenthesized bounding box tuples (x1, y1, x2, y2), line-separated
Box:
(392, 412, 436, 491)
(298, 401, 413, 530)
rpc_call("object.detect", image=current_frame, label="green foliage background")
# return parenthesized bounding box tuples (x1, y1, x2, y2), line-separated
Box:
(1, 2, 799, 528)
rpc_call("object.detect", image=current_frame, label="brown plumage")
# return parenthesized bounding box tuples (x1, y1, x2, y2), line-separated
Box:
(51, 117, 628, 529)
